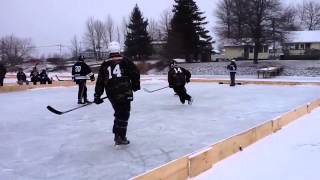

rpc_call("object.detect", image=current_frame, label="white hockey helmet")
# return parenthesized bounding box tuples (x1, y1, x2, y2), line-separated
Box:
(108, 41, 121, 54)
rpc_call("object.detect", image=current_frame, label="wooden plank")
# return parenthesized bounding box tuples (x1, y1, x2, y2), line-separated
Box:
(272, 117, 282, 132)
(189, 147, 215, 177)
(255, 121, 273, 140)
(132, 157, 189, 180)
(308, 99, 320, 113)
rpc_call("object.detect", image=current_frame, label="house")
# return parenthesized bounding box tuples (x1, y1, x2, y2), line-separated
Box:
(284, 30, 320, 56)
(223, 30, 320, 60)
(224, 40, 269, 60)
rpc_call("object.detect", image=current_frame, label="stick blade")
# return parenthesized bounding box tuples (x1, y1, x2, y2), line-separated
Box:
(143, 88, 152, 93)
(47, 106, 63, 115)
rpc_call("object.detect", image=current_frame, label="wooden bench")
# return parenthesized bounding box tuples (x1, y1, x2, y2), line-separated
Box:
(257, 66, 283, 78)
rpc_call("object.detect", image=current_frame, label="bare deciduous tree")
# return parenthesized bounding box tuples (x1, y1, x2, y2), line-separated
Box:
(159, 8, 173, 40)
(215, 0, 297, 64)
(83, 17, 106, 60)
(148, 18, 161, 40)
(105, 15, 115, 42)
(70, 35, 81, 58)
(84, 17, 97, 59)
(298, 0, 320, 30)
(94, 19, 105, 60)
(0, 35, 34, 64)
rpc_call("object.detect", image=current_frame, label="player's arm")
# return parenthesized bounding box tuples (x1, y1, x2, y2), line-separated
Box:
(126, 60, 140, 92)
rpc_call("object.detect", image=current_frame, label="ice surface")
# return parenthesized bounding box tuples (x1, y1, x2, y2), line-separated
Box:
(1, 81, 320, 180)
(195, 107, 320, 180)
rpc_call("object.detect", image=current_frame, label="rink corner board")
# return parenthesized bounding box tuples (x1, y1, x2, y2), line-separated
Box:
(131, 98, 320, 180)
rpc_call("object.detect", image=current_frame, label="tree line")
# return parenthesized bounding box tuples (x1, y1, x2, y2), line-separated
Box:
(1, 0, 320, 65)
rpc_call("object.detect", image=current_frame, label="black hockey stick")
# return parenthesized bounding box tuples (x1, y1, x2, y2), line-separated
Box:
(47, 96, 108, 115)
(55, 75, 73, 81)
(143, 86, 169, 93)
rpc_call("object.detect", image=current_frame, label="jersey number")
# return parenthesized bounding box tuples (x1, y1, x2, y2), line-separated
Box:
(107, 64, 122, 79)
(174, 67, 182, 73)
(75, 66, 81, 73)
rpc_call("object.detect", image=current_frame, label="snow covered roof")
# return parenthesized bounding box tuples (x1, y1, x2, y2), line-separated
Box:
(287, 31, 320, 43)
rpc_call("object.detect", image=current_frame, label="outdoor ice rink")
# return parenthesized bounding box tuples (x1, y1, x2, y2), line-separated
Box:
(1, 79, 320, 180)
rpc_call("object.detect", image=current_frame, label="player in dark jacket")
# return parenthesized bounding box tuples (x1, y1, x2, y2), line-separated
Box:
(94, 41, 140, 146)
(17, 68, 29, 85)
(39, 69, 52, 84)
(0, 63, 6, 86)
(30, 67, 40, 85)
(72, 55, 95, 104)
(227, 59, 237, 86)
(168, 60, 193, 105)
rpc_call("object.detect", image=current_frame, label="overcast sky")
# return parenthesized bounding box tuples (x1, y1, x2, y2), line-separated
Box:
(0, 0, 301, 56)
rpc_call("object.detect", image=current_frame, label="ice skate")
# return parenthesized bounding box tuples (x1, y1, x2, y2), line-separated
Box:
(188, 97, 193, 105)
(84, 99, 92, 104)
(78, 99, 84, 104)
(114, 136, 130, 147)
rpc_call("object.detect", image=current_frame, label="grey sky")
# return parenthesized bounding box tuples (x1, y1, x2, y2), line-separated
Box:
(0, 0, 301, 56)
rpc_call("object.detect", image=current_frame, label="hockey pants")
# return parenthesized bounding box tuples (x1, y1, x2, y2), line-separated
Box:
(230, 72, 236, 86)
(109, 99, 131, 138)
(173, 86, 191, 104)
(78, 81, 87, 100)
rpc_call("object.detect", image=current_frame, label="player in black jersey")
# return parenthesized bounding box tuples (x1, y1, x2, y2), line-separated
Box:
(168, 60, 193, 105)
(94, 41, 140, 146)
(72, 55, 95, 104)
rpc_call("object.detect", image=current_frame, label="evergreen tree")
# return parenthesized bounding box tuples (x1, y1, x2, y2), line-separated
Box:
(167, 0, 212, 62)
(124, 4, 152, 60)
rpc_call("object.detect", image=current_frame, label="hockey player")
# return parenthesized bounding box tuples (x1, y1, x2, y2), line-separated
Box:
(72, 55, 95, 104)
(168, 60, 193, 105)
(227, 59, 237, 86)
(17, 68, 29, 85)
(94, 41, 140, 146)
(39, 69, 52, 84)
(0, 63, 6, 86)
(30, 66, 40, 85)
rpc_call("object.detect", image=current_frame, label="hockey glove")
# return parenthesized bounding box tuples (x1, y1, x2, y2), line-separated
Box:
(94, 96, 104, 104)
(132, 84, 141, 92)
(90, 75, 95, 81)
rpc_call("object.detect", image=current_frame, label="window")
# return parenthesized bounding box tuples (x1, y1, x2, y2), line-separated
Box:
(250, 47, 254, 53)
(295, 44, 299, 50)
(306, 43, 311, 49)
(300, 44, 305, 49)
(263, 45, 268, 53)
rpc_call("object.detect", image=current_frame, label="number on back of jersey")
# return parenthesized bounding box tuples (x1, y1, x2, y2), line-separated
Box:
(174, 67, 182, 74)
(107, 64, 122, 79)
(75, 66, 81, 73)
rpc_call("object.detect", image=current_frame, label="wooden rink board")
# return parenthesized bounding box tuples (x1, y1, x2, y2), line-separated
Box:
(1, 77, 320, 94)
(0, 81, 96, 93)
(132, 98, 320, 180)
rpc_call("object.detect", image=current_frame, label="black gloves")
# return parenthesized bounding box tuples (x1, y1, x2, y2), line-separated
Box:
(94, 95, 103, 104)
(132, 84, 140, 92)
(186, 78, 190, 83)
(90, 75, 95, 81)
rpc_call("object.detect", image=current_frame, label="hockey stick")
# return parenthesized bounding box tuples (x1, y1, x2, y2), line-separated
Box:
(47, 96, 108, 115)
(55, 75, 73, 81)
(143, 86, 169, 93)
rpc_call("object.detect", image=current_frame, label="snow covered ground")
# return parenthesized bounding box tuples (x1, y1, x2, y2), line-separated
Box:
(1, 80, 320, 180)
(195, 108, 320, 180)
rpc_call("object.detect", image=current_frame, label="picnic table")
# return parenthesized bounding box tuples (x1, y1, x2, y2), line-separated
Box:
(257, 66, 283, 78)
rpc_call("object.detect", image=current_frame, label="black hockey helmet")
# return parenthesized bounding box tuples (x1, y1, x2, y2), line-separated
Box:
(169, 60, 177, 67)
(78, 55, 85, 61)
